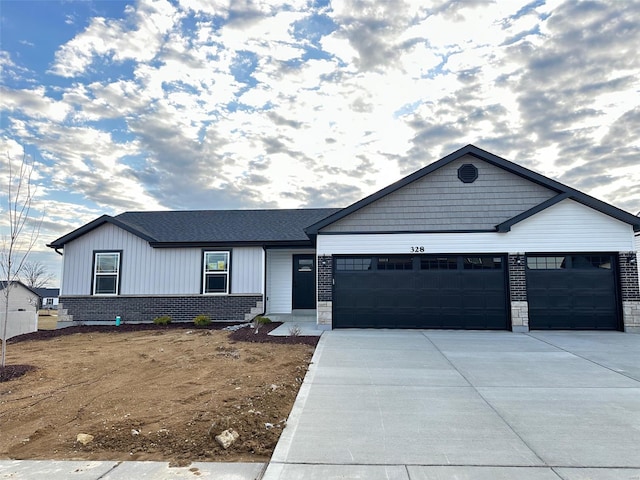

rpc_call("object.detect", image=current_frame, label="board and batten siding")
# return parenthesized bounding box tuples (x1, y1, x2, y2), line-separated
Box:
(61, 223, 263, 295)
(321, 155, 556, 233)
(317, 200, 635, 255)
(266, 249, 315, 314)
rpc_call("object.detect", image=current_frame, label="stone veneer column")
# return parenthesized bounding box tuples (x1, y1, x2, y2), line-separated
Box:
(317, 255, 333, 330)
(508, 253, 529, 333)
(619, 252, 640, 333)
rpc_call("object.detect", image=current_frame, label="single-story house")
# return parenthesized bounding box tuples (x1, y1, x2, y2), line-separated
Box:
(33, 288, 60, 309)
(47, 145, 640, 332)
(0, 281, 39, 339)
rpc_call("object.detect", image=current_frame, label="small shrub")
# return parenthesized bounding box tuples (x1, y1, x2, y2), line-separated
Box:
(153, 315, 172, 325)
(288, 324, 302, 337)
(193, 314, 211, 327)
(252, 316, 272, 333)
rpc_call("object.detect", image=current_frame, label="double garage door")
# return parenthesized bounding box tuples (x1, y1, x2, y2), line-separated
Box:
(333, 255, 509, 329)
(332, 253, 620, 330)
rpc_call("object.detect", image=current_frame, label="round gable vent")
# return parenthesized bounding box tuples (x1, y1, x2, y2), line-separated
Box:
(458, 163, 478, 183)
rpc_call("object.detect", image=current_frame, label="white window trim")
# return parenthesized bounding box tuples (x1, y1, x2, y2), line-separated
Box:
(203, 250, 230, 295)
(93, 252, 121, 296)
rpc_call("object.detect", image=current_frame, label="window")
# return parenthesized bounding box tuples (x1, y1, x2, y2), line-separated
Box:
(527, 256, 566, 269)
(463, 256, 503, 270)
(298, 259, 313, 272)
(421, 256, 458, 270)
(203, 251, 230, 294)
(93, 252, 121, 295)
(377, 256, 413, 270)
(335, 257, 372, 271)
(571, 255, 612, 269)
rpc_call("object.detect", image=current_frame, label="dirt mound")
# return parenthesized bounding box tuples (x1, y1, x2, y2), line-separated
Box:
(0, 325, 317, 463)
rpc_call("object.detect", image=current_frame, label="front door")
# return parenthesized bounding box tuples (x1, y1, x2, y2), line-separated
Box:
(292, 254, 315, 309)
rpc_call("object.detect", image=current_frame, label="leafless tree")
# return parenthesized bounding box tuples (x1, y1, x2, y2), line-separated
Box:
(1, 153, 43, 368)
(20, 260, 55, 289)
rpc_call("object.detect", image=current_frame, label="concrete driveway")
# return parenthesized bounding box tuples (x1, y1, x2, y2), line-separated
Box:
(264, 330, 640, 480)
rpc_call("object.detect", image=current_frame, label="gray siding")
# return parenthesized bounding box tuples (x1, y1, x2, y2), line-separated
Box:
(321, 155, 556, 232)
(61, 224, 263, 295)
(0, 283, 39, 312)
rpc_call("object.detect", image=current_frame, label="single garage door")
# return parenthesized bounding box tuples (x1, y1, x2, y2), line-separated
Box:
(526, 253, 620, 330)
(333, 254, 508, 329)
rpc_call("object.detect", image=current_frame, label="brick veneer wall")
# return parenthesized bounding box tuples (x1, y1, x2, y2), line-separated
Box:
(318, 255, 333, 302)
(619, 252, 640, 301)
(59, 295, 263, 323)
(508, 254, 527, 301)
(619, 252, 640, 333)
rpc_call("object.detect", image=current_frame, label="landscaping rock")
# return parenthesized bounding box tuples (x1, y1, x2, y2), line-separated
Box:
(214, 429, 239, 449)
(76, 433, 94, 445)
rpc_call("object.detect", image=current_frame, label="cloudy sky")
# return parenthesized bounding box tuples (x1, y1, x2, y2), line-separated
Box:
(1, 0, 639, 286)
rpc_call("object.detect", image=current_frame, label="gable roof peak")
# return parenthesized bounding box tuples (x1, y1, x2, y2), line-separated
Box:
(305, 145, 640, 234)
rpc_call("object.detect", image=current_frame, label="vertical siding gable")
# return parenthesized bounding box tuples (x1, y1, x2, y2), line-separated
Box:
(320, 155, 557, 232)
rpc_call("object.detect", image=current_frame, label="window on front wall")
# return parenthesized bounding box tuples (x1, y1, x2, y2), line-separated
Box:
(203, 251, 230, 294)
(93, 252, 121, 295)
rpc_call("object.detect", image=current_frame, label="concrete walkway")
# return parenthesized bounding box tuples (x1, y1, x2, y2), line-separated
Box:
(3, 330, 640, 479)
(263, 330, 640, 479)
(0, 460, 266, 479)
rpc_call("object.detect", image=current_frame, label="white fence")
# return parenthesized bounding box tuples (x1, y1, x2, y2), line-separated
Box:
(1, 310, 38, 340)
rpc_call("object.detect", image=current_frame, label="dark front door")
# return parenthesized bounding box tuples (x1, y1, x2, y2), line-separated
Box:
(292, 254, 315, 309)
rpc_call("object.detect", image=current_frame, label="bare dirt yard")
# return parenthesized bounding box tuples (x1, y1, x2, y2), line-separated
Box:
(0, 323, 317, 465)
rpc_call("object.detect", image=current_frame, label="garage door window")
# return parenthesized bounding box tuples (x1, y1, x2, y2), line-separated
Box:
(420, 256, 457, 270)
(377, 256, 413, 270)
(571, 255, 612, 269)
(463, 257, 503, 270)
(527, 256, 612, 270)
(335, 257, 372, 271)
(527, 256, 566, 269)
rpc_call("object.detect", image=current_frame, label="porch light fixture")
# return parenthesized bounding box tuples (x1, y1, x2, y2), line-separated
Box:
(629, 256, 637, 265)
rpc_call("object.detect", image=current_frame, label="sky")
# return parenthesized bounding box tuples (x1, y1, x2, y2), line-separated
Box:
(1, 0, 639, 288)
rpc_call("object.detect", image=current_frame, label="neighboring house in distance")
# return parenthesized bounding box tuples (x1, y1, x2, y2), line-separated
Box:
(0, 281, 39, 339)
(33, 288, 60, 310)
(48, 145, 640, 332)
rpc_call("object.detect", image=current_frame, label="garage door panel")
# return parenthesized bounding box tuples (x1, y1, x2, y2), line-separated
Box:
(526, 253, 620, 330)
(333, 255, 508, 329)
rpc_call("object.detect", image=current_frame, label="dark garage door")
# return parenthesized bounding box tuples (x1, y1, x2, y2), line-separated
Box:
(526, 254, 620, 330)
(333, 255, 508, 329)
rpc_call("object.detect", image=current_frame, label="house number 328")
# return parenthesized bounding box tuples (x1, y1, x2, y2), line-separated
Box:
(410, 246, 425, 253)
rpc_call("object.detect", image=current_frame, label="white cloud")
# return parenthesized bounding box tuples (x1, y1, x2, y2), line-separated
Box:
(50, 0, 182, 78)
(1, 0, 639, 226)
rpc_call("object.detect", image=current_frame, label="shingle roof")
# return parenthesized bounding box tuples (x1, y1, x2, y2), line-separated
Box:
(33, 288, 60, 297)
(48, 208, 341, 248)
(0, 281, 39, 296)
